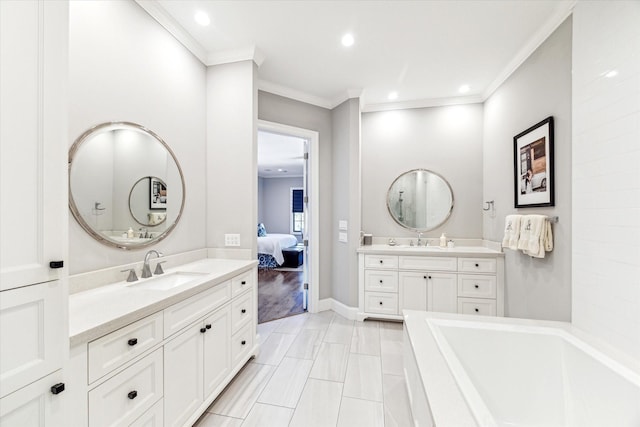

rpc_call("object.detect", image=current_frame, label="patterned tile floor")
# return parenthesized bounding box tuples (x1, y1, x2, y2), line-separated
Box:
(193, 311, 414, 427)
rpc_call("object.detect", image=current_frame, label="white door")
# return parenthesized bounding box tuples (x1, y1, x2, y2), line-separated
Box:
(0, 281, 64, 398)
(163, 325, 204, 427)
(0, 0, 68, 291)
(302, 140, 309, 310)
(0, 370, 66, 427)
(398, 271, 428, 312)
(203, 306, 231, 396)
(428, 273, 458, 313)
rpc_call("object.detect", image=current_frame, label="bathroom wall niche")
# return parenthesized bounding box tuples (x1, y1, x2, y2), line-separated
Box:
(69, 122, 185, 250)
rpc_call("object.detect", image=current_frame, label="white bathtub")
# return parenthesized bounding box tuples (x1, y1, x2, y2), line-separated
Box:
(403, 311, 640, 427)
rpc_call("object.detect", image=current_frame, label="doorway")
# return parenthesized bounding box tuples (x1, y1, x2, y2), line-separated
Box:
(256, 120, 319, 323)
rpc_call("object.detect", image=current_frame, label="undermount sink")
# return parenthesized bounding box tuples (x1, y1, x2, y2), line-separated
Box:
(128, 271, 208, 291)
(393, 245, 443, 250)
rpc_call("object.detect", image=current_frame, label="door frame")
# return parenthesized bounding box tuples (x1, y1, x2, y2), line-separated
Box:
(257, 120, 320, 313)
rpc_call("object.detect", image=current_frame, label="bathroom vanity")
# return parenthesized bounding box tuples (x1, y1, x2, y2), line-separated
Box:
(64, 258, 258, 427)
(357, 243, 504, 321)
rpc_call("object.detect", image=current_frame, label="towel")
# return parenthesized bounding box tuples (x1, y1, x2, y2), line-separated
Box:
(148, 212, 166, 225)
(502, 215, 522, 250)
(519, 215, 553, 258)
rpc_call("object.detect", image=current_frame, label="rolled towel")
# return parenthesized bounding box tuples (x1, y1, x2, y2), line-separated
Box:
(502, 215, 522, 250)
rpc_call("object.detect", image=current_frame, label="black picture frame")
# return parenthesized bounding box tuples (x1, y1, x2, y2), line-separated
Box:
(513, 116, 554, 208)
(149, 177, 167, 210)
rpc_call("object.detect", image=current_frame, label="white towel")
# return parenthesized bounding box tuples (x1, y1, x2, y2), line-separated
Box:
(502, 215, 522, 250)
(517, 216, 532, 251)
(520, 215, 553, 258)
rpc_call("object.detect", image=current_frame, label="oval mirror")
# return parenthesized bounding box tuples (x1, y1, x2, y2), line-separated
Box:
(387, 169, 453, 231)
(69, 122, 185, 249)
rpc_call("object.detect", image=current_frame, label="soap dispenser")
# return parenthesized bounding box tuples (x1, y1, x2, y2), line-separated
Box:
(440, 233, 447, 247)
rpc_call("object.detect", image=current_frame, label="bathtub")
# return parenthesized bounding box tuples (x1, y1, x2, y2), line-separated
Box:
(403, 310, 640, 427)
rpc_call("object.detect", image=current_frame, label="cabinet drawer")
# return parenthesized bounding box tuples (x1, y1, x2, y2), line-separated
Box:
(88, 312, 163, 384)
(457, 298, 497, 316)
(231, 322, 254, 366)
(364, 292, 398, 315)
(130, 398, 163, 427)
(88, 348, 163, 427)
(231, 291, 253, 333)
(457, 258, 497, 273)
(231, 270, 253, 298)
(364, 270, 398, 293)
(164, 281, 230, 338)
(364, 255, 398, 269)
(457, 275, 497, 299)
(399, 256, 457, 272)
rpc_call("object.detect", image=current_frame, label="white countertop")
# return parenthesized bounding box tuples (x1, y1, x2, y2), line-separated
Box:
(68, 258, 257, 346)
(357, 244, 504, 257)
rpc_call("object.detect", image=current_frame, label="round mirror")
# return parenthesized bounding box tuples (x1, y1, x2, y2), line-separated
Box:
(387, 169, 453, 231)
(69, 122, 185, 249)
(128, 176, 167, 227)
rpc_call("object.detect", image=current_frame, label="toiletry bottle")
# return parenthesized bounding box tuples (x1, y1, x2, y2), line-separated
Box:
(440, 233, 447, 247)
(447, 240, 455, 249)
(127, 227, 134, 238)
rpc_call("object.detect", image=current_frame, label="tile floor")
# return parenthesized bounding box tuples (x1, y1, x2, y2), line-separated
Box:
(193, 311, 414, 427)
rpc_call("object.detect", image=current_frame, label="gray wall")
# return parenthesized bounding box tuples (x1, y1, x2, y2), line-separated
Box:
(260, 177, 303, 239)
(258, 91, 333, 299)
(207, 60, 258, 255)
(331, 99, 362, 307)
(257, 177, 265, 224)
(68, 0, 206, 274)
(361, 104, 484, 241)
(483, 17, 572, 321)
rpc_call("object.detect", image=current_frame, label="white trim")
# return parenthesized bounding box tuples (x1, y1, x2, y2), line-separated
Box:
(259, 80, 334, 110)
(134, 0, 207, 64)
(258, 120, 320, 314)
(362, 95, 484, 113)
(318, 298, 358, 321)
(482, 0, 576, 100)
(207, 45, 265, 67)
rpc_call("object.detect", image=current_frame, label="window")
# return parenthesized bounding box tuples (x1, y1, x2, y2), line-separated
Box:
(291, 188, 304, 234)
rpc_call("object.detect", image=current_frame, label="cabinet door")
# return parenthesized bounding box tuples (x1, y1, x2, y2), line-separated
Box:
(203, 306, 231, 397)
(0, 0, 68, 291)
(398, 272, 428, 312)
(0, 369, 66, 427)
(428, 273, 457, 313)
(164, 325, 204, 427)
(0, 281, 64, 398)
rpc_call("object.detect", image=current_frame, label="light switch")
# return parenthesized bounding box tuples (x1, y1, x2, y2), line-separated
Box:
(224, 234, 241, 246)
(339, 220, 348, 231)
(339, 232, 348, 243)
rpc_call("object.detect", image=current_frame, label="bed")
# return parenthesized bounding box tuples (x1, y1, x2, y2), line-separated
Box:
(257, 233, 298, 268)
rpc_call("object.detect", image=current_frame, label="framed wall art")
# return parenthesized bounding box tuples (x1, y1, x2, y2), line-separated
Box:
(513, 116, 554, 208)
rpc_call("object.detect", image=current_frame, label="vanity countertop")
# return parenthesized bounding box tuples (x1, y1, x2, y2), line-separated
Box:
(68, 258, 257, 346)
(357, 244, 504, 257)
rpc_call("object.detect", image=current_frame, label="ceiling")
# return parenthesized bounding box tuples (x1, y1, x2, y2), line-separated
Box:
(257, 131, 305, 178)
(139, 0, 574, 110)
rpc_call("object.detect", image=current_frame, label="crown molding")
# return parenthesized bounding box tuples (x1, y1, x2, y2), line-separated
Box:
(482, 0, 576, 100)
(135, 0, 207, 64)
(258, 80, 335, 109)
(207, 46, 265, 67)
(362, 95, 484, 113)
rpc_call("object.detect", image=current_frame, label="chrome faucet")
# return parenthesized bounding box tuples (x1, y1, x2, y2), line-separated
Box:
(141, 250, 163, 278)
(417, 232, 423, 246)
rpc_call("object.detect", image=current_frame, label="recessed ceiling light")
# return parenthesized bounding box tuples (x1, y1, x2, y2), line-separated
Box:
(604, 70, 618, 78)
(388, 91, 398, 100)
(194, 11, 210, 26)
(459, 84, 471, 94)
(341, 33, 354, 47)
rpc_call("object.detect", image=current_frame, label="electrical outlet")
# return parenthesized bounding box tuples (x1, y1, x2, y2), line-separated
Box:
(224, 234, 241, 247)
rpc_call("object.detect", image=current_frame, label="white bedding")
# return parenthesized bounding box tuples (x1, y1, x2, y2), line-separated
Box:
(257, 233, 298, 265)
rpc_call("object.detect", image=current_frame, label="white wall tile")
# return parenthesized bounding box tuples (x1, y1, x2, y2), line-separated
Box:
(572, 0, 640, 361)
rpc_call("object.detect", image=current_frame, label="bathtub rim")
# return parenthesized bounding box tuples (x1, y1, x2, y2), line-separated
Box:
(403, 310, 640, 427)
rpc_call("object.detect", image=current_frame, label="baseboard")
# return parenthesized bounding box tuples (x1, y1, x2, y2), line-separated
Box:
(318, 298, 358, 320)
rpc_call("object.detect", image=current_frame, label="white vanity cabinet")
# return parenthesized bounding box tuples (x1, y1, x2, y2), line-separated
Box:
(0, 1, 69, 424)
(65, 266, 257, 427)
(358, 247, 504, 321)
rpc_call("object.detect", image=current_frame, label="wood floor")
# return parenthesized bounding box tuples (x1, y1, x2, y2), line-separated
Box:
(258, 269, 305, 324)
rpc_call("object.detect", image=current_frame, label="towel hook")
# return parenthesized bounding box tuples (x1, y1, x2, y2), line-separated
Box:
(483, 200, 494, 211)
